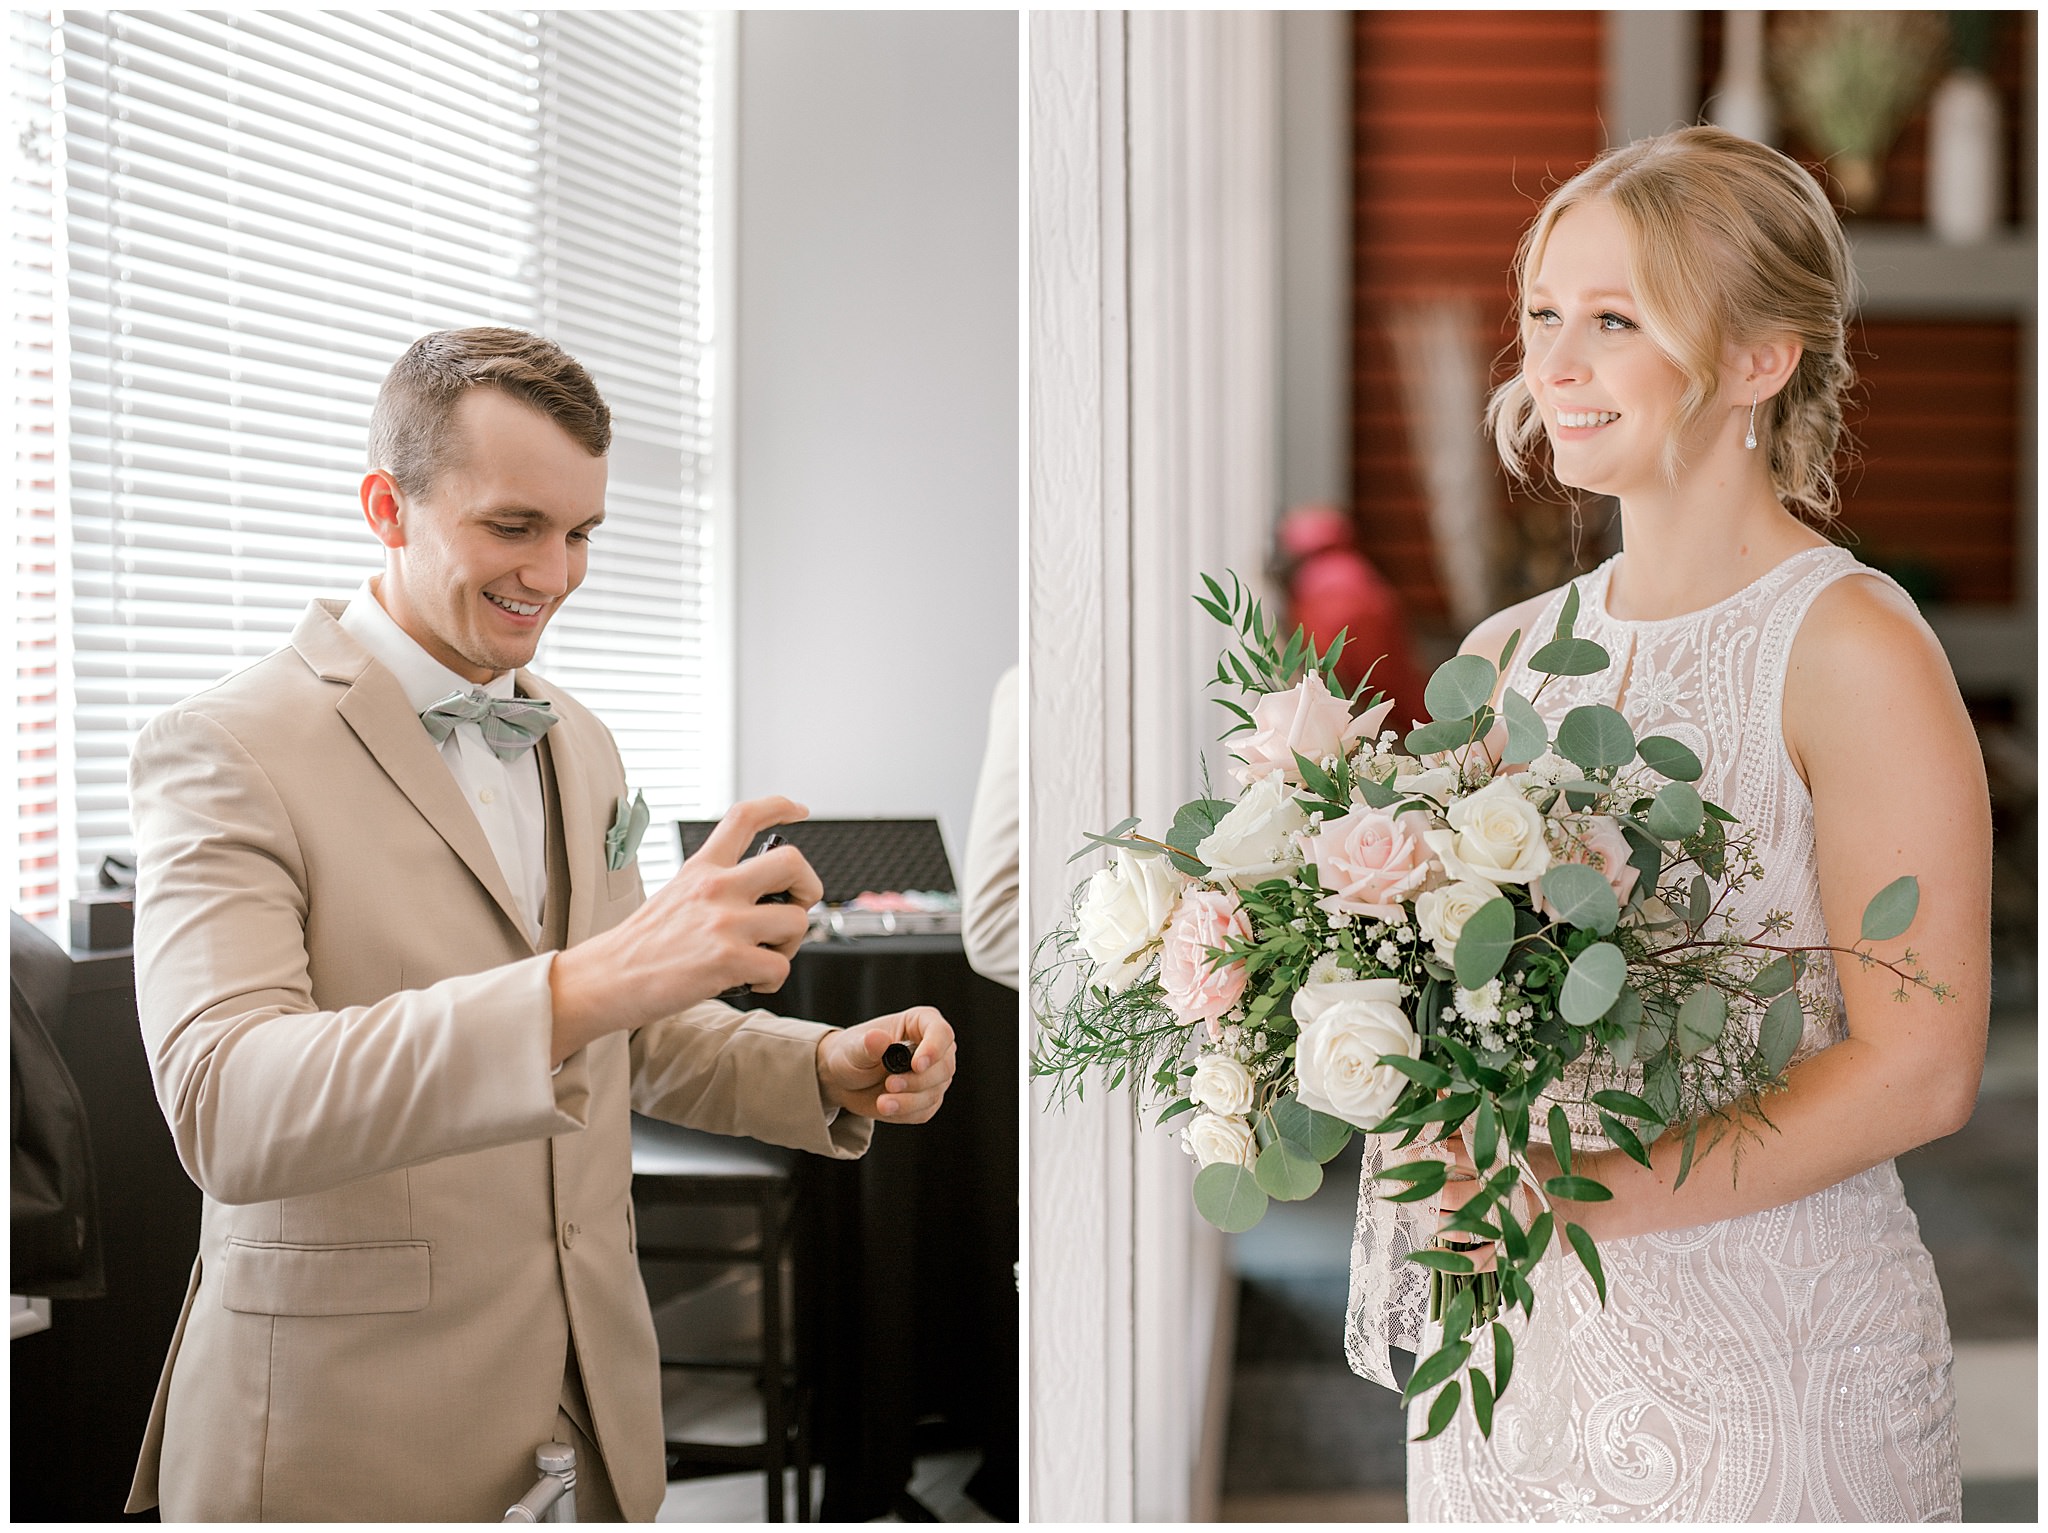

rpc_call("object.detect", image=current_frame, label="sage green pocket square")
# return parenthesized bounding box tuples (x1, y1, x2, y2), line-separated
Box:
(606, 790, 650, 871)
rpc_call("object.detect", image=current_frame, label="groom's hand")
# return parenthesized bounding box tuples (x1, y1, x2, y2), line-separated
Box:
(549, 796, 822, 1064)
(816, 1007, 957, 1123)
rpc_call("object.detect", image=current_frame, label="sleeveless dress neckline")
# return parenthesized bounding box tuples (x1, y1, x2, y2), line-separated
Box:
(1587, 543, 1837, 631)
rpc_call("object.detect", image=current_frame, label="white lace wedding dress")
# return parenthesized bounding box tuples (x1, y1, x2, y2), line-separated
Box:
(1347, 546, 1963, 1521)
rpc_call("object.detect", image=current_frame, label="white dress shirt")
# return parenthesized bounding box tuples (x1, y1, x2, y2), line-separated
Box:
(340, 578, 549, 944)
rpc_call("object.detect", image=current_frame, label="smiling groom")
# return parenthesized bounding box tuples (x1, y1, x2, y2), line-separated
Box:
(123, 328, 957, 1520)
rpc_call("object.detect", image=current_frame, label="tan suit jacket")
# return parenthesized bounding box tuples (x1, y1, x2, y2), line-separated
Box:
(123, 600, 869, 1521)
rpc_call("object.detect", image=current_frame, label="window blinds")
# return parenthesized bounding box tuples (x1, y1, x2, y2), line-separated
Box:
(12, 9, 720, 917)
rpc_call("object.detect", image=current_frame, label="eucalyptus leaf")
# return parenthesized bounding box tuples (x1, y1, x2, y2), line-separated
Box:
(1559, 942, 1626, 1026)
(1193, 1162, 1268, 1233)
(1067, 817, 1145, 862)
(1556, 705, 1636, 772)
(1255, 1138, 1324, 1202)
(1749, 955, 1798, 998)
(1407, 711, 1491, 757)
(1500, 686, 1548, 765)
(1407, 1248, 1477, 1274)
(1758, 990, 1804, 1078)
(1414, 1378, 1464, 1443)
(1675, 986, 1728, 1059)
(1292, 751, 1342, 805)
(1636, 734, 1703, 782)
(1538, 863, 1619, 935)
(1607, 1019, 1639, 1073)
(1425, 653, 1499, 723)
(1687, 874, 1711, 927)
(1453, 897, 1516, 990)
(1565, 1221, 1607, 1306)
(1646, 780, 1704, 841)
(1860, 875, 1920, 942)
(1356, 774, 1402, 808)
(1383, 1055, 1453, 1091)
(1403, 1338, 1473, 1405)
(1441, 1283, 1476, 1346)
(1544, 1175, 1613, 1202)
(1642, 1059, 1681, 1122)
(1672, 1118, 1701, 1191)
(1590, 1088, 1662, 1124)
(1555, 582, 1581, 639)
(1471, 1094, 1499, 1171)
(1547, 1104, 1574, 1178)
(1271, 1097, 1355, 1162)
(1469, 1365, 1496, 1438)
(1165, 798, 1233, 869)
(1492, 1321, 1515, 1399)
(1599, 1110, 1652, 1168)
(1497, 627, 1522, 677)
(1527, 636, 1610, 677)
(1374, 1158, 1449, 1199)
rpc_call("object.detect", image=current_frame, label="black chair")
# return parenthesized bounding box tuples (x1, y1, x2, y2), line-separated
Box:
(629, 1115, 811, 1521)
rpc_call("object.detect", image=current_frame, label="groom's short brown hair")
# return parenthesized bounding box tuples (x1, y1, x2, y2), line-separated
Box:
(368, 328, 611, 497)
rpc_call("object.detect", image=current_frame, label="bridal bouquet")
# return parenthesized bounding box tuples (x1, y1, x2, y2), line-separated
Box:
(1032, 574, 1943, 1440)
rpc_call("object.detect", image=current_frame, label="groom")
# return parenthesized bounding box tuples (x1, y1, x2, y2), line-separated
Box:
(123, 327, 957, 1520)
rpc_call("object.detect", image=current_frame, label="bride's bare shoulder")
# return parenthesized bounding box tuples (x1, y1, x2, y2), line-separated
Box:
(1459, 587, 1568, 663)
(1785, 568, 1970, 784)
(1791, 569, 1947, 692)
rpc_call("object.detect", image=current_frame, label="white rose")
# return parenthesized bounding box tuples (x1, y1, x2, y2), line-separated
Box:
(1527, 750, 1576, 785)
(1189, 1053, 1256, 1117)
(1414, 879, 1502, 964)
(1424, 776, 1551, 886)
(1182, 1110, 1257, 1168)
(1196, 774, 1309, 888)
(1291, 977, 1421, 1129)
(1076, 848, 1186, 992)
(1392, 761, 1460, 804)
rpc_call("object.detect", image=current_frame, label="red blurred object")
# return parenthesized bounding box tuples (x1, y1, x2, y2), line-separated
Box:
(1279, 505, 1431, 732)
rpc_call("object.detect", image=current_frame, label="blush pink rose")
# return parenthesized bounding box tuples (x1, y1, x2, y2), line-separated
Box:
(1307, 807, 1437, 920)
(1232, 679, 1393, 786)
(1158, 889, 1255, 1035)
(1533, 814, 1641, 918)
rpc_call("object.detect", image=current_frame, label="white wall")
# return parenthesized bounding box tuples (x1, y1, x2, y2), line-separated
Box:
(733, 12, 1019, 867)
(1030, 11, 1279, 1520)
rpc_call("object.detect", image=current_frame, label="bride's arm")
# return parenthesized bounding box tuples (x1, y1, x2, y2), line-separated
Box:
(1538, 574, 1992, 1241)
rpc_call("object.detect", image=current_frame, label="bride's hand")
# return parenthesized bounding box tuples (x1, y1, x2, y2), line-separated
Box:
(1427, 1130, 1503, 1274)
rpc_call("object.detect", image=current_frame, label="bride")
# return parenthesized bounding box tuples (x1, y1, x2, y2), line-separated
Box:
(1376, 126, 1990, 1521)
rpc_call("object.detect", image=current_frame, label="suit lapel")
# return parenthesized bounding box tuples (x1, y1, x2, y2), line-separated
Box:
(514, 669, 597, 944)
(293, 602, 537, 952)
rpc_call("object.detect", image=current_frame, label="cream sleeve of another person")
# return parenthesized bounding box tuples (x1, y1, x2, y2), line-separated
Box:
(961, 665, 1020, 987)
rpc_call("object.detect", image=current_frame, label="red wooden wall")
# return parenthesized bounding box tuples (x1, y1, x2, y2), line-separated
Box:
(1350, 10, 2027, 620)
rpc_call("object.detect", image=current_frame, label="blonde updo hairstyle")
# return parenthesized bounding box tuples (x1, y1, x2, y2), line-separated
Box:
(1487, 125, 1854, 522)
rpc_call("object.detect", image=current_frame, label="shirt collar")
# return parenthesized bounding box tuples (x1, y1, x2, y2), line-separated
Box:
(338, 577, 517, 713)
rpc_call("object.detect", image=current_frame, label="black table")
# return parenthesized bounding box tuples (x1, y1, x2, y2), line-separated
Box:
(736, 934, 1018, 1521)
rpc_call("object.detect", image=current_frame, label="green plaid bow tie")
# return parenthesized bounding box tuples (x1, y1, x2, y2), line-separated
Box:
(419, 688, 558, 762)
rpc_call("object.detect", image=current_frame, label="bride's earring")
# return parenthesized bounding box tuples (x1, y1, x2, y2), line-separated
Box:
(1745, 391, 1759, 451)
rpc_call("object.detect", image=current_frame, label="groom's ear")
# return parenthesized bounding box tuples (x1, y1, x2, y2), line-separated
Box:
(361, 469, 408, 549)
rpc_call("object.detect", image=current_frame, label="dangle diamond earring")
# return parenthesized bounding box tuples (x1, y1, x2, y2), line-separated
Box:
(1745, 391, 1759, 451)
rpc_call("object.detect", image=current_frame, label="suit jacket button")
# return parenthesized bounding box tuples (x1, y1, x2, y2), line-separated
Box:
(561, 1222, 578, 1250)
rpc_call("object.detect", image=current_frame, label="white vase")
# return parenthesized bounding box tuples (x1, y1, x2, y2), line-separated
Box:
(1708, 11, 1775, 146)
(1927, 69, 2004, 245)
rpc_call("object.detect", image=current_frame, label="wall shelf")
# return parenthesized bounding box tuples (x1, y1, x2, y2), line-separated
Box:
(1849, 226, 2036, 318)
